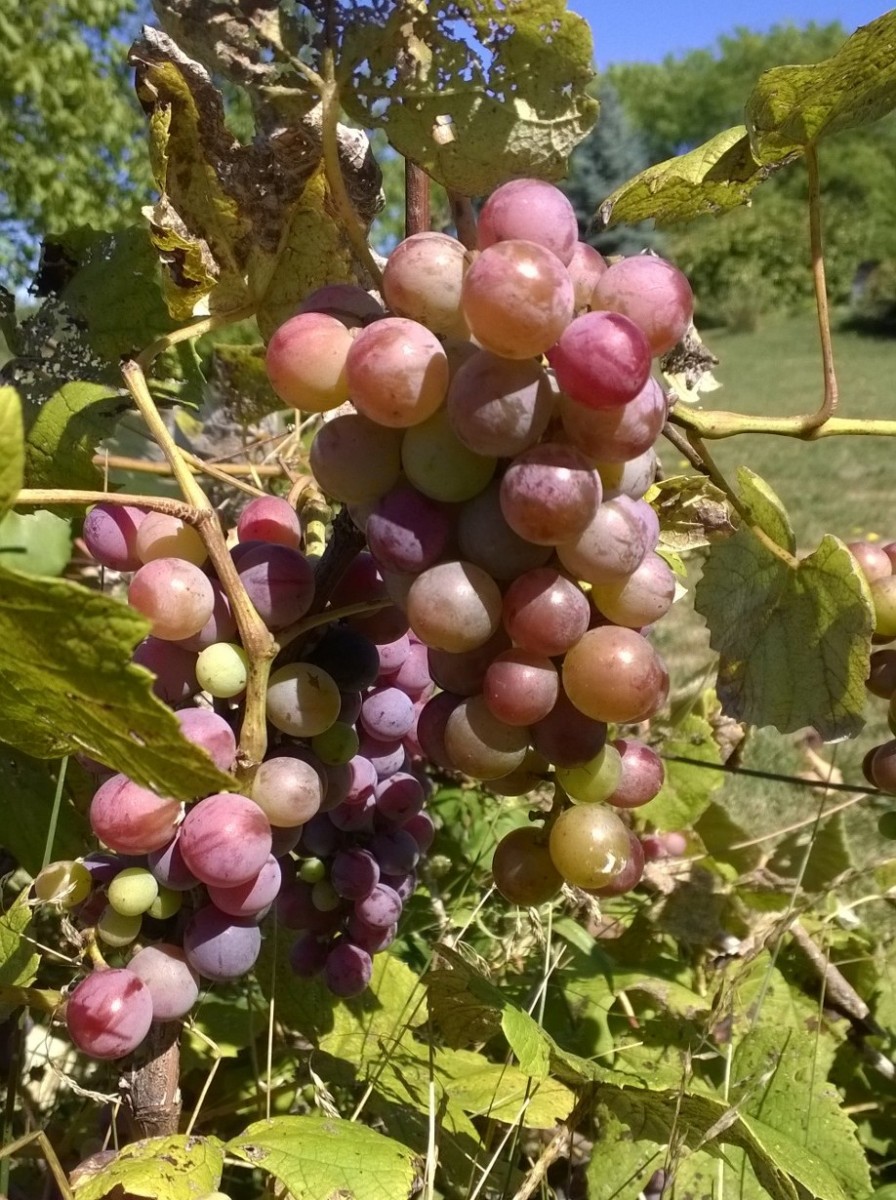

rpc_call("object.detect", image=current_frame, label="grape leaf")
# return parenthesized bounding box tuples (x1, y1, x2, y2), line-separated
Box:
(341, 0, 597, 196)
(70, 1135, 225, 1200)
(0, 510, 72, 576)
(25, 381, 132, 491)
(694, 468, 872, 740)
(228, 1116, 422, 1200)
(0, 748, 90, 876)
(0, 386, 23, 515)
(651, 475, 735, 552)
(586, 1105, 665, 1200)
(0, 564, 233, 799)
(597, 126, 776, 228)
(0, 890, 40, 1017)
(638, 713, 722, 830)
(746, 11, 896, 163)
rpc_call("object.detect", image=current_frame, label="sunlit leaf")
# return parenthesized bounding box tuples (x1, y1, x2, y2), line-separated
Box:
(71, 1135, 225, 1200)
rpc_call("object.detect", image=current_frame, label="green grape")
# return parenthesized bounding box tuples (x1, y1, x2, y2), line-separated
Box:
(196, 642, 249, 699)
(312, 880, 341, 912)
(492, 826, 562, 906)
(556, 745, 623, 804)
(312, 722, 360, 766)
(548, 804, 632, 890)
(267, 663, 341, 738)
(147, 885, 183, 920)
(870, 576, 896, 638)
(298, 857, 327, 884)
(107, 866, 159, 917)
(33, 860, 91, 908)
(96, 905, 143, 948)
(401, 406, 497, 503)
(878, 811, 896, 839)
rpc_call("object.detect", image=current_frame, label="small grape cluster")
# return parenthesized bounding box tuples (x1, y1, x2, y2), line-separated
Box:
(266, 179, 693, 905)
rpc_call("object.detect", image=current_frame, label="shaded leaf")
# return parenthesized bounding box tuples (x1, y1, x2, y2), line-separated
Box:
(70, 1135, 225, 1200)
(342, 0, 597, 195)
(0, 386, 23, 514)
(209, 342, 283, 425)
(768, 811, 853, 889)
(0, 890, 41, 1017)
(694, 469, 872, 740)
(228, 1116, 422, 1200)
(25, 381, 131, 491)
(597, 126, 776, 227)
(747, 12, 896, 162)
(638, 713, 723, 830)
(0, 749, 90, 876)
(0, 564, 233, 799)
(0, 510, 72, 576)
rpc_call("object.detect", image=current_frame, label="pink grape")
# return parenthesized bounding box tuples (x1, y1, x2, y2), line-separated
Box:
(444, 696, 529, 780)
(128, 558, 215, 641)
(236, 544, 315, 630)
(147, 832, 199, 892)
(598, 449, 658, 500)
(299, 283, 384, 325)
(127, 944, 199, 1021)
(237, 496, 301, 548)
(174, 579, 238, 652)
(563, 627, 669, 724)
(207, 854, 282, 917)
(265, 311, 354, 412)
(132, 637, 198, 705)
(591, 553, 677, 628)
(251, 756, 326, 826)
(179, 793, 272, 888)
(531, 689, 607, 767)
(416, 692, 463, 771)
(566, 241, 608, 307)
(382, 231, 469, 335)
(483, 650, 559, 726)
(500, 442, 601, 546)
(560, 377, 667, 463)
(461, 240, 574, 359)
(586, 830, 646, 896)
(65, 969, 153, 1059)
(345, 317, 449, 427)
(606, 739, 665, 809)
(446, 351, 555, 458)
(557, 495, 655, 586)
(478, 180, 578, 266)
(502, 567, 590, 658)
(183, 905, 262, 981)
(591, 254, 694, 356)
(90, 775, 180, 855)
(366, 483, 454, 574)
(407, 561, 502, 653)
(310, 413, 404, 505)
(174, 708, 237, 773)
(135, 512, 207, 566)
(82, 504, 145, 572)
(549, 311, 651, 409)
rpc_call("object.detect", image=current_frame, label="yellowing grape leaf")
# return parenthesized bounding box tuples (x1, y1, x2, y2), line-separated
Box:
(0, 385, 23, 515)
(597, 126, 777, 228)
(0, 564, 233, 799)
(228, 1117, 422, 1200)
(71, 1135, 225, 1200)
(651, 475, 735, 552)
(341, 0, 597, 195)
(694, 468, 872, 740)
(747, 11, 896, 162)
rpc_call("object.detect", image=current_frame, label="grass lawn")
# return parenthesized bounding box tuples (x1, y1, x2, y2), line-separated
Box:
(653, 313, 896, 894)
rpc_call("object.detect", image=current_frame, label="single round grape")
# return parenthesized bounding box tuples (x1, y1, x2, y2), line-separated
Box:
(483, 650, 559, 726)
(265, 311, 354, 412)
(478, 180, 578, 265)
(90, 775, 181, 855)
(307, 625, 381, 692)
(179, 793, 273, 888)
(128, 558, 215, 641)
(500, 442, 601, 546)
(33, 860, 92, 908)
(331, 848, 380, 901)
(375, 772, 424, 822)
(299, 283, 384, 325)
(196, 642, 249, 699)
(382, 231, 469, 335)
(416, 692, 463, 771)
(310, 412, 404, 505)
(492, 826, 563, 906)
(401, 406, 496, 503)
(845, 540, 892, 584)
(606, 739, 665, 808)
(598, 448, 658, 501)
(591, 255, 694, 356)
(548, 804, 632, 889)
(586, 829, 646, 896)
(65, 969, 153, 1059)
(361, 686, 415, 743)
(867, 649, 896, 699)
(461, 240, 574, 359)
(82, 503, 145, 572)
(128, 943, 199, 1021)
(870, 577, 896, 638)
(502, 567, 590, 658)
(369, 828, 420, 875)
(147, 885, 183, 920)
(96, 905, 143, 948)
(557, 496, 655, 586)
(531, 690, 608, 767)
(549, 311, 652, 409)
(444, 696, 529, 780)
(175, 708, 237, 773)
(407, 561, 502, 653)
(556, 744, 623, 804)
(267, 663, 342, 738)
(237, 495, 302, 549)
(312, 722, 360, 765)
(566, 241, 608, 307)
(207, 855, 282, 918)
(107, 867, 159, 917)
(560, 377, 666, 464)
(403, 810, 436, 853)
(446, 352, 556, 458)
(563, 627, 669, 724)
(135, 512, 207, 566)
(871, 740, 896, 793)
(366, 483, 454, 575)
(324, 941, 373, 998)
(183, 906, 262, 981)
(354, 883, 402, 930)
(346, 316, 449, 427)
(590, 553, 676, 629)
(132, 636, 199, 705)
(236, 544, 315, 630)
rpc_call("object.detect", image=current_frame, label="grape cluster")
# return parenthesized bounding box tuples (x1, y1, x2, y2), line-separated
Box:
(40, 176, 695, 1061)
(267, 180, 693, 905)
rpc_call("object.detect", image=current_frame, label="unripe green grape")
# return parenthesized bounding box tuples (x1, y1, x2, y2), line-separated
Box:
(556, 744, 623, 804)
(33, 860, 91, 908)
(312, 879, 341, 912)
(312, 722, 360, 766)
(147, 885, 183, 920)
(97, 905, 143, 948)
(196, 642, 249, 699)
(107, 867, 159, 916)
(870, 576, 896, 638)
(266, 663, 342, 738)
(878, 811, 896, 839)
(401, 407, 497, 503)
(298, 857, 327, 884)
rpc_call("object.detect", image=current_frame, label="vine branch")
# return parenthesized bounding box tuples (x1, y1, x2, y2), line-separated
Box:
(804, 142, 839, 429)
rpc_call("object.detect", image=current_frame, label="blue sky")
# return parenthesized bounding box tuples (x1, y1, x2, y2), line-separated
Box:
(573, 0, 889, 66)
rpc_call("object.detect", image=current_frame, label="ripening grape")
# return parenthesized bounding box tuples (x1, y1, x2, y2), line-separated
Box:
(183, 906, 262, 981)
(266, 663, 342, 738)
(586, 830, 646, 896)
(179, 793, 273, 888)
(310, 413, 404, 505)
(870, 577, 896, 638)
(556, 744, 623, 805)
(175, 708, 237, 773)
(477, 179, 578, 266)
(207, 855, 282, 918)
(382, 231, 469, 336)
(265, 311, 354, 412)
(90, 774, 181, 855)
(236, 544, 315, 630)
(502, 567, 591, 658)
(548, 804, 632, 890)
(237, 495, 302, 549)
(196, 642, 249, 698)
(563, 626, 669, 724)
(401, 406, 497, 503)
(128, 944, 200, 1022)
(848, 540, 893, 583)
(446, 352, 556, 458)
(590, 254, 694, 356)
(444, 696, 529, 780)
(549, 311, 652, 409)
(346, 317, 449, 427)
(867, 649, 896, 699)
(483, 650, 559, 726)
(590, 553, 677, 629)
(557, 496, 655, 586)
(499, 442, 601, 546)
(82, 503, 145, 572)
(96, 906, 143, 948)
(174, 580, 238, 653)
(407, 561, 502, 653)
(457, 483, 553, 582)
(560, 377, 667, 464)
(65, 969, 153, 1059)
(566, 241, 608, 307)
(605, 739, 665, 809)
(491, 826, 563, 906)
(135, 512, 208, 566)
(128, 558, 215, 641)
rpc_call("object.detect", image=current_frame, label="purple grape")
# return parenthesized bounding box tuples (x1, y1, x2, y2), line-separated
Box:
(381, 871, 417, 903)
(390, 641, 433, 699)
(132, 637, 198, 705)
(290, 932, 331, 977)
(370, 829, 420, 875)
(83, 504, 146, 572)
(183, 905, 262, 981)
(402, 811, 436, 853)
(277, 879, 343, 933)
(377, 633, 411, 677)
(299, 814, 340, 859)
(360, 687, 415, 742)
(344, 755, 378, 805)
(375, 773, 424, 822)
(331, 849, 381, 900)
(321, 760, 353, 810)
(347, 917, 398, 954)
(127, 943, 199, 1021)
(269, 824, 305, 857)
(328, 795, 376, 833)
(354, 883, 402, 930)
(236, 544, 315, 630)
(80, 851, 129, 886)
(324, 941, 373, 998)
(366, 483, 454, 574)
(339, 691, 363, 724)
(175, 708, 237, 773)
(359, 735, 407, 780)
(147, 832, 199, 891)
(207, 854, 283, 917)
